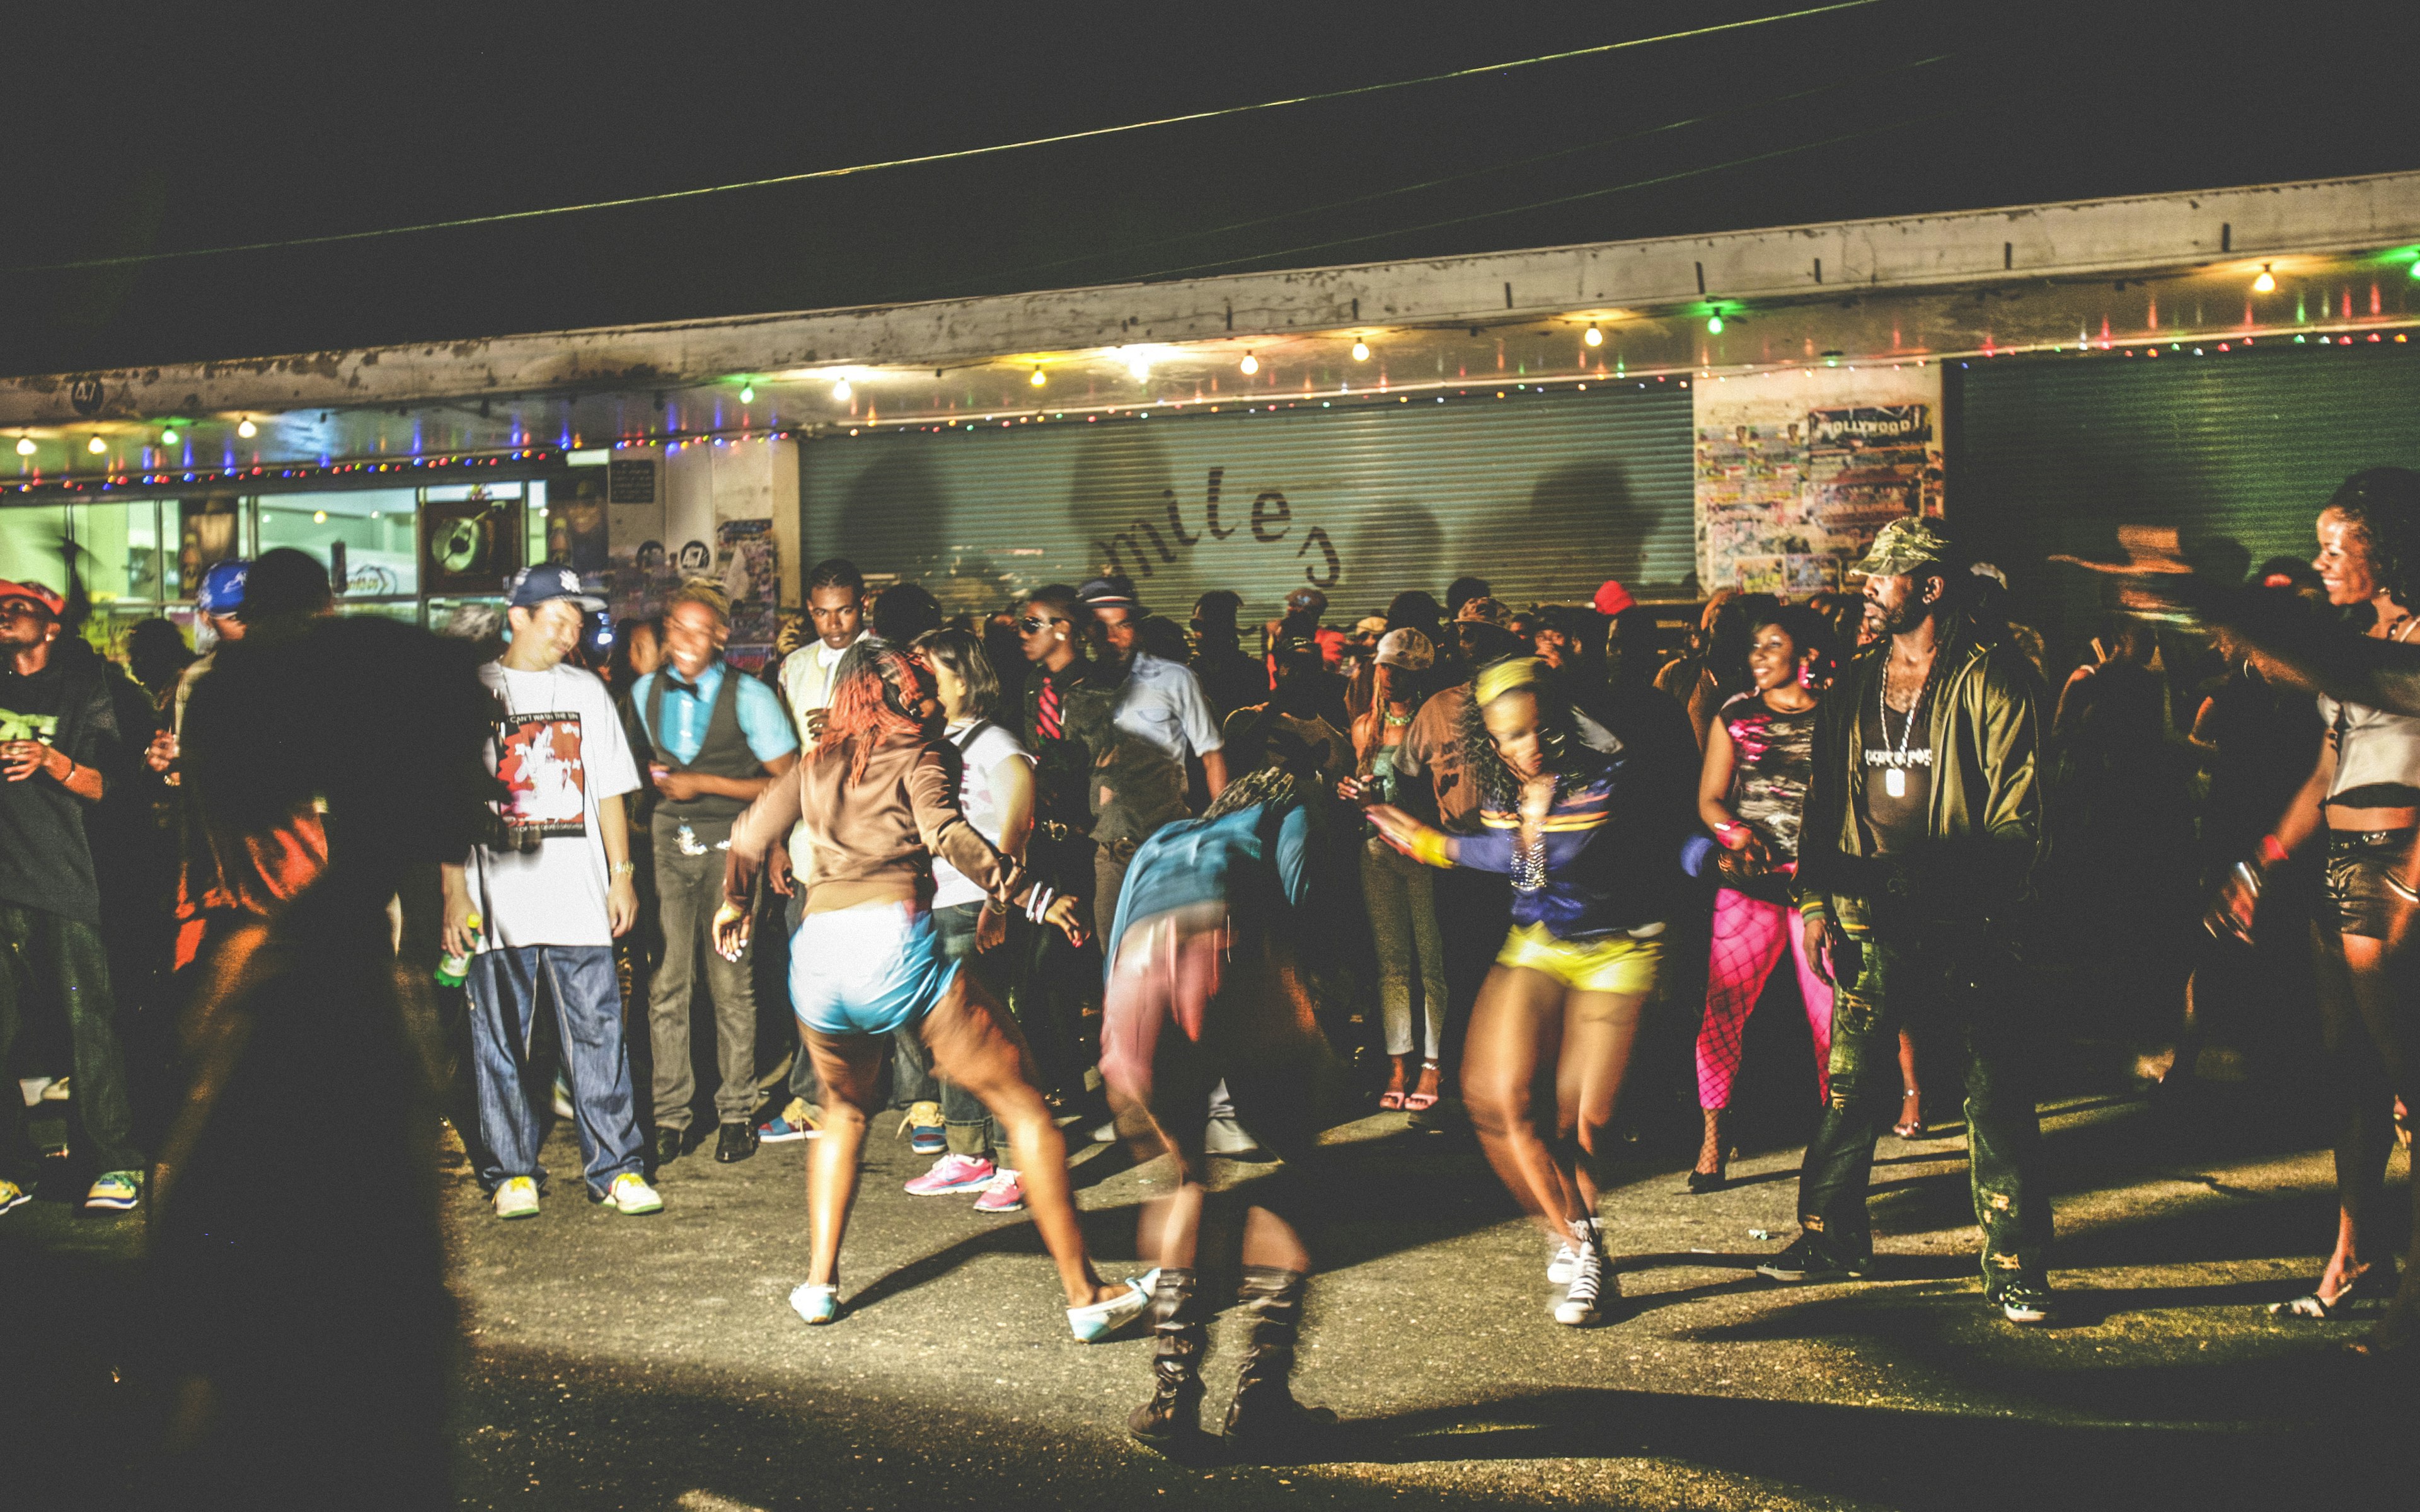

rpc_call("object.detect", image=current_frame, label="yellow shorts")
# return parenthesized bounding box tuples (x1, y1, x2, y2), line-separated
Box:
(1495, 922, 1662, 996)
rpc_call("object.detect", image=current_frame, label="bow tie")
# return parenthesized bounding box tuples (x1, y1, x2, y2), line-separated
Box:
(669, 677, 704, 697)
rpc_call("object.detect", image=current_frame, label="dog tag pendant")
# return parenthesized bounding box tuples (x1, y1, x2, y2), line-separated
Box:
(1884, 767, 1906, 798)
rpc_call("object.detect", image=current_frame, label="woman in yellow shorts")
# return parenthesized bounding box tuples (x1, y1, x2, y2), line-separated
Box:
(1369, 656, 1695, 1326)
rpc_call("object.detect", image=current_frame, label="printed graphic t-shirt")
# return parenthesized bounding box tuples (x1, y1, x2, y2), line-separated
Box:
(0, 660, 113, 927)
(471, 661, 643, 948)
(931, 719, 1034, 908)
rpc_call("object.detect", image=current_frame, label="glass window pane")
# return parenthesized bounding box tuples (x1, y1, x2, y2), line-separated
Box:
(0, 504, 71, 593)
(66, 500, 163, 607)
(256, 489, 418, 598)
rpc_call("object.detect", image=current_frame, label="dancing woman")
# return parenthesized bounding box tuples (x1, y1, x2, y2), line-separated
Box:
(2218, 469, 2420, 1337)
(1102, 760, 1340, 1455)
(1368, 656, 1693, 1326)
(1347, 627, 1448, 1111)
(1691, 605, 1838, 1192)
(714, 644, 1148, 1337)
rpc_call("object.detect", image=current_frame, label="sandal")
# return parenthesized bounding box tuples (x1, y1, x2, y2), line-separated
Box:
(1378, 1090, 1407, 1111)
(2273, 1264, 2397, 1320)
(1403, 1060, 1441, 1113)
(1893, 1088, 1924, 1140)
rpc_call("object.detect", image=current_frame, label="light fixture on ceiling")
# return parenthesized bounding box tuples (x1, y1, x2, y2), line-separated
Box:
(1350, 340, 1371, 362)
(237, 418, 258, 438)
(2252, 263, 2276, 294)
(831, 379, 852, 403)
(13, 437, 32, 456)
(1239, 352, 1259, 375)
(1584, 323, 1604, 346)
(1030, 367, 1047, 387)
(87, 435, 107, 454)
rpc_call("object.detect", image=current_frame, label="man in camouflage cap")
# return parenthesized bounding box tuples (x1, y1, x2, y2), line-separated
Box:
(1756, 512, 2062, 1327)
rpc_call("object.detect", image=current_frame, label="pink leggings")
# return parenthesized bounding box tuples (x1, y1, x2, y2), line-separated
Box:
(1695, 886, 1833, 1110)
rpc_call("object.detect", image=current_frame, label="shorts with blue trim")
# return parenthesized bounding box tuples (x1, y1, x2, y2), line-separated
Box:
(790, 901, 962, 1038)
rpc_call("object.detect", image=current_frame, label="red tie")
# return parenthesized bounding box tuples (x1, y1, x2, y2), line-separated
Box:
(1038, 677, 1061, 740)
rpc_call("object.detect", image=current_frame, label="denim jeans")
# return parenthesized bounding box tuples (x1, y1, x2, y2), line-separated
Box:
(1794, 898, 2052, 1283)
(468, 945, 645, 1197)
(0, 902, 140, 1181)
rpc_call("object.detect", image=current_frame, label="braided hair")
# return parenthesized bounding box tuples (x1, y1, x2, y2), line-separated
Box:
(819, 641, 934, 784)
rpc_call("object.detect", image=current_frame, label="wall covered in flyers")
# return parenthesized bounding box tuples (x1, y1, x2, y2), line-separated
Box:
(1693, 366, 1944, 595)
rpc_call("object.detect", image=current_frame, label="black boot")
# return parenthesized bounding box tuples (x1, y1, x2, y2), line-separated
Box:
(1221, 1266, 1335, 1456)
(1127, 1267, 1207, 1450)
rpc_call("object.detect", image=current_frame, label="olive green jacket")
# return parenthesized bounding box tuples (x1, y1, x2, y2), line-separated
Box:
(1795, 618, 2048, 924)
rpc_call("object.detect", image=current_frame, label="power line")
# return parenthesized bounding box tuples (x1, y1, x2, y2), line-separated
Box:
(1, 1, 1880, 275)
(1121, 110, 1952, 284)
(944, 52, 1953, 295)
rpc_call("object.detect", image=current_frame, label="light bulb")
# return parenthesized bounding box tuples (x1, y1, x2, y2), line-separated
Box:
(237, 418, 258, 438)
(13, 437, 31, 456)
(159, 428, 179, 447)
(739, 383, 756, 403)
(831, 379, 852, 403)
(2409, 260, 2420, 281)
(1128, 356, 1151, 381)
(1584, 323, 1604, 346)
(88, 435, 107, 454)
(1030, 367, 1047, 387)
(1240, 353, 1259, 375)
(313, 510, 328, 524)
(1350, 341, 1371, 362)
(2253, 264, 2276, 294)
(1707, 313, 1725, 335)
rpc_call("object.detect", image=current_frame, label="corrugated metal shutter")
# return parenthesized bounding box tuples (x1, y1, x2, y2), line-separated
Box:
(1956, 344, 2420, 664)
(799, 384, 1693, 623)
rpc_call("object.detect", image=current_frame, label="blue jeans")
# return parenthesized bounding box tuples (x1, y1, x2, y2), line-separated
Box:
(468, 946, 645, 1198)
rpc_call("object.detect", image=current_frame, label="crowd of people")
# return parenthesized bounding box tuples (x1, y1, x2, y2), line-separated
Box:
(5, 466, 2420, 1477)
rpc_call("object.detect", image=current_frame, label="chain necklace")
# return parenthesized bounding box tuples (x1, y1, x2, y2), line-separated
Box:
(1875, 653, 1933, 800)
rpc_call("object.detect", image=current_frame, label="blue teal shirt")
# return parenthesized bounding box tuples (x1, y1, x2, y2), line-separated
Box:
(633, 663, 798, 766)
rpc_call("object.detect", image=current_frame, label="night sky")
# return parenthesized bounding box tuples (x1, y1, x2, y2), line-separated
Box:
(5, 1, 2414, 377)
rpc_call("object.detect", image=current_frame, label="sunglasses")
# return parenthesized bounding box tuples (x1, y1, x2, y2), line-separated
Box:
(1018, 615, 1068, 636)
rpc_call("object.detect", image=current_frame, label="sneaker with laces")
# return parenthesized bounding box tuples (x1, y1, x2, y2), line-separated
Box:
(972, 1168, 1026, 1213)
(0, 1177, 29, 1216)
(83, 1171, 141, 1213)
(758, 1097, 822, 1143)
(904, 1152, 996, 1195)
(1069, 1273, 1155, 1343)
(790, 1281, 839, 1325)
(493, 1176, 540, 1219)
(1755, 1232, 1872, 1283)
(1989, 1280, 2058, 1326)
(1547, 1242, 1580, 1285)
(604, 1172, 663, 1215)
(898, 1101, 945, 1155)
(1553, 1220, 1611, 1326)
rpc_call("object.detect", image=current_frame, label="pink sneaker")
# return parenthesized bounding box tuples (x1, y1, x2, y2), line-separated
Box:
(904, 1153, 996, 1196)
(971, 1169, 1025, 1213)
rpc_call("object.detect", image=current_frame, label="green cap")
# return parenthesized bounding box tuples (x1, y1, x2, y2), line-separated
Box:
(1851, 515, 1951, 577)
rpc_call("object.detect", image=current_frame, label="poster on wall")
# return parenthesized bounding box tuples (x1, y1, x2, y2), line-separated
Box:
(715, 518, 780, 671)
(178, 495, 243, 598)
(1693, 367, 1944, 595)
(546, 472, 610, 573)
(420, 486, 526, 596)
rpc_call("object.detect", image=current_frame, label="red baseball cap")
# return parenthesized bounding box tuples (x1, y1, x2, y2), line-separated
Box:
(0, 579, 64, 618)
(1591, 580, 1636, 617)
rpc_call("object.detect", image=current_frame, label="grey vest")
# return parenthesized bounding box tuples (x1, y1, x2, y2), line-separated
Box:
(647, 663, 757, 826)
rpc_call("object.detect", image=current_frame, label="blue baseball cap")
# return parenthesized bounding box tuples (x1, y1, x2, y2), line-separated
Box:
(509, 564, 606, 612)
(197, 559, 250, 616)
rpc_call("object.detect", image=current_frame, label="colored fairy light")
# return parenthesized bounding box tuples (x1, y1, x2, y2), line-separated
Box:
(1584, 323, 1603, 346)
(831, 379, 852, 402)
(238, 418, 258, 438)
(2253, 264, 2276, 293)
(1240, 353, 1259, 375)
(1350, 341, 1371, 361)
(1707, 313, 1725, 334)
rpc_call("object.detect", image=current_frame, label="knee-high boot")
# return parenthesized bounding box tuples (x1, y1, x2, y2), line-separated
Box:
(1221, 1264, 1335, 1450)
(1127, 1267, 1206, 1447)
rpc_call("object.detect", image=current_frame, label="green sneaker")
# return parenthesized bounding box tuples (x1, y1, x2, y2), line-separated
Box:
(493, 1176, 540, 1219)
(0, 1177, 30, 1216)
(604, 1172, 663, 1215)
(83, 1171, 141, 1212)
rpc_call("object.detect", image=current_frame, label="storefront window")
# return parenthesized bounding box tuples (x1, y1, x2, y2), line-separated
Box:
(0, 504, 69, 592)
(258, 488, 418, 602)
(66, 500, 165, 607)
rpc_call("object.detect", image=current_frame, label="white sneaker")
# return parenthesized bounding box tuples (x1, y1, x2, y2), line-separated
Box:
(1548, 1242, 1580, 1285)
(1553, 1220, 1611, 1327)
(604, 1172, 662, 1215)
(493, 1176, 540, 1219)
(1068, 1272, 1155, 1343)
(791, 1281, 839, 1325)
(1203, 1112, 1260, 1157)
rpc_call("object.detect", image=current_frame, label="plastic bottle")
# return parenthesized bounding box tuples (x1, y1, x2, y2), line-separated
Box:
(435, 912, 483, 987)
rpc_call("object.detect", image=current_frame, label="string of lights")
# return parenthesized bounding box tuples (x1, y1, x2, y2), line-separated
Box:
(0, 3, 1880, 276)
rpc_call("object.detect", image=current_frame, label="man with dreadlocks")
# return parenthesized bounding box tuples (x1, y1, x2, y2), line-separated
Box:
(1368, 655, 1694, 1329)
(1103, 753, 1345, 1458)
(714, 643, 1151, 1340)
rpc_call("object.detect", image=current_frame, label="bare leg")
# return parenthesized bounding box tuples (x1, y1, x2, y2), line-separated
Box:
(1460, 964, 1582, 1235)
(2302, 930, 2399, 1305)
(1895, 1029, 1923, 1137)
(1555, 990, 1647, 1217)
(800, 1029, 886, 1290)
(921, 971, 1124, 1310)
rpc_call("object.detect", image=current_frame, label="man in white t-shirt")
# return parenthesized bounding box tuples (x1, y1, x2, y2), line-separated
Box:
(444, 566, 661, 1220)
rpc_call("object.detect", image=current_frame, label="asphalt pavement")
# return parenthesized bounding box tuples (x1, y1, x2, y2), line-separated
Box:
(6, 1072, 2412, 1510)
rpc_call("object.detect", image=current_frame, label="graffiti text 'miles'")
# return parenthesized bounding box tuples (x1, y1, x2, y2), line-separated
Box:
(1093, 467, 1340, 590)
